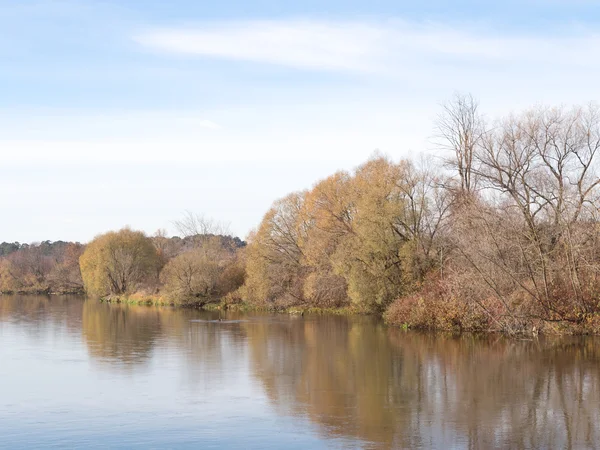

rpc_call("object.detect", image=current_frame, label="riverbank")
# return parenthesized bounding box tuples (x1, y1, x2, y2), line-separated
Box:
(5, 290, 600, 335)
(98, 293, 360, 316)
(94, 294, 600, 335)
(0, 288, 85, 296)
(384, 293, 600, 336)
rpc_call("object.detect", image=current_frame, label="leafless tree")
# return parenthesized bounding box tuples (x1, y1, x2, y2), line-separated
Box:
(449, 104, 600, 329)
(435, 92, 484, 195)
(173, 211, 231, 238)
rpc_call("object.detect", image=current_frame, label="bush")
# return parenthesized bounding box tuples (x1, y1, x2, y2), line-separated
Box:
(384, 279, 491, 332)
(159, 237, 244, 305)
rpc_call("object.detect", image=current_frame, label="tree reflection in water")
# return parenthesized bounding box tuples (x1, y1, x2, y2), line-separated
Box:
(2, 296, 598, 449)
(0, 294, 83, 339)
(245, 316, 600, 449)
(82, 300, 162, 366)
(82, 300, 249, 386)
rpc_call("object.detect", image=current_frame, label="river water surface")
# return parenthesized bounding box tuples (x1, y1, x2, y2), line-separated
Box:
(1, 295, 599, 449)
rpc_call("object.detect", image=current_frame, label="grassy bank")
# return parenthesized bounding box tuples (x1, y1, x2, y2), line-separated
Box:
(8, 289, 599, 335)
(97, 292, 361, 316)
(1, 288, 85, 296)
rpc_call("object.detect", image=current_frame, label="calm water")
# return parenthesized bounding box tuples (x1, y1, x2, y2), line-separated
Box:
(0, 296, 599, 449)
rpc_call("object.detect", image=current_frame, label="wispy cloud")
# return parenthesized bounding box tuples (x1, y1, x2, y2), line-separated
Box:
(134, 20, 387, 72)
(133, 19, 600, 73)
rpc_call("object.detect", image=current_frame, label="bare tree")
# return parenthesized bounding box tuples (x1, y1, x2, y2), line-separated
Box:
(450, 104, 600, 329)
(173, 211, 231, 238)
(435, 92, 484, 195)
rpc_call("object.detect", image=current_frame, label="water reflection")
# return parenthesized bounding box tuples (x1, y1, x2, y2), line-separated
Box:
(392, 333, 600, 450)
(0, 295, 599, 449)
(244, 316, 402, 447)
(82, 301, 163, 366)
(155, 308, 248, 387)
(0, 294, 83, 338)
(244, 318, 600, 449)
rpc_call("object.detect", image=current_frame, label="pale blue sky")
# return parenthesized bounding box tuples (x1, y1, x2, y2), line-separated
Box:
(1, 0, 600, 242)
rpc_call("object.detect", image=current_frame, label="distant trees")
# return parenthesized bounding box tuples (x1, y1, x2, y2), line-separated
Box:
(1, 221, 246, 304)
(73, 221, 246, 304)
(0, 242, 21, 257)
(173, 211, 231, 239)
(48, 243, 86, 292)
(0, 241, 84, 294)
(79, 228, 160, 297)
(0, 259, 17, 292)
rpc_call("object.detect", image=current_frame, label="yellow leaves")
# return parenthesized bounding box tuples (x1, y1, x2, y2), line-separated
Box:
(79, 228, 160, 297)
(0, 259, 18, 292)
(243, 154, 438, 312)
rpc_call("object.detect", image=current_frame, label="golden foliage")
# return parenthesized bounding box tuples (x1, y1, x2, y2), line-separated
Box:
(0, 259, 19, 292)
(79, 228, 160, 297)
(242, 155, 447, 312)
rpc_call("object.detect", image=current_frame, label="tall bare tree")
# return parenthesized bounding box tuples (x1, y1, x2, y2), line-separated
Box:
(435, 92, 484, 195)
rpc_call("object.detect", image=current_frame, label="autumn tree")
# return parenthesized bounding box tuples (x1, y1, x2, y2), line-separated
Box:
(79, 228, 160, 297)
(241, 155, 449, 312)
(242, 192, 308, 306)
(331, 157, 449, 311)
(0, 259, 18, 292)
(48, 242, 84, 293)
(300, 171, 353, 307)
(8, 243, 53, 289)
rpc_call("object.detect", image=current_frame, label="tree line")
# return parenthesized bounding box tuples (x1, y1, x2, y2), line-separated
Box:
(0, 219, 245, 303)
(239, 95, 600, 334)
(2, 96, 600, 334)
(0, 240, 84, 294)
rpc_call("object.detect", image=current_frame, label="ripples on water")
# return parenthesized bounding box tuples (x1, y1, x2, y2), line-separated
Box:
(0, 295, 599, 449)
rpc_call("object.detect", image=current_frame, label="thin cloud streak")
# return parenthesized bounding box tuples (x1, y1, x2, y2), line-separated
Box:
(134, 20, 387, 72)
(133, 19, 600, 73)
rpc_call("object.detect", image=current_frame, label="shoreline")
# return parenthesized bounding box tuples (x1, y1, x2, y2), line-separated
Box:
(3, 291, 600, 336)
(97, 294, 361, 316)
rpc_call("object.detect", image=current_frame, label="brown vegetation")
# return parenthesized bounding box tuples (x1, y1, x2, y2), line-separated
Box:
(0, 241, 84, 294)
(0, 223, 245, 306)
(77, 226, 245, 305)
(80, 228, 161, 297)
(237, 156, 449, 314)
(160, 235, 245, 305)
(239, 97, 600, 334)
(4, 97, 600, 334)
(384, 99, 600, 334)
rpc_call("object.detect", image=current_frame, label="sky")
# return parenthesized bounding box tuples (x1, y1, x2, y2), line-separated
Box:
(1, 0, 600, 243)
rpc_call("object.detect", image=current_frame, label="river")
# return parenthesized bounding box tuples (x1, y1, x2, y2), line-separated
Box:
(0, 295, 599, 449)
